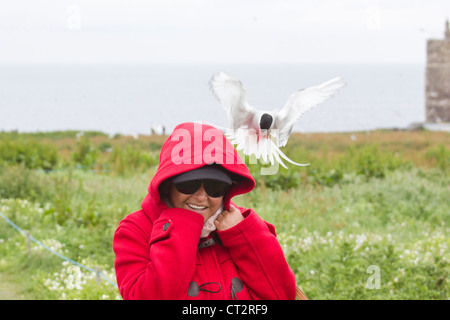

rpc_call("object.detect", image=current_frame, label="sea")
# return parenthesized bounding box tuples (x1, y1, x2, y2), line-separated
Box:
(0, 63, 426, 136)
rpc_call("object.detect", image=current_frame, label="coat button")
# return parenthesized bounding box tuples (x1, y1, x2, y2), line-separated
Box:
(231, 277, 244, 293)
(163, 222, 170, 231)
(188, 282, 199, 297)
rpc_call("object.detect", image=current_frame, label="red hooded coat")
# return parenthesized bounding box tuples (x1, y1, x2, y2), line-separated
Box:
(113, 122, 297, 300)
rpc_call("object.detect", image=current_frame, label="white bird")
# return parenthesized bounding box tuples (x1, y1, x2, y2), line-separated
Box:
(209, 71, 346, 168)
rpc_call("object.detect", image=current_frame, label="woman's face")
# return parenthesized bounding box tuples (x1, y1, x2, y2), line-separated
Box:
(169, 182, 223, 221)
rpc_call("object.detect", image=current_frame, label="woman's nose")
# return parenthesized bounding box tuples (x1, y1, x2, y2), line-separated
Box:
(192, 184, 208, 200)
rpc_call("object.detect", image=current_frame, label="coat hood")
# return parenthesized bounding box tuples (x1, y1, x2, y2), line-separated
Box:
(141, 122, 255, 222)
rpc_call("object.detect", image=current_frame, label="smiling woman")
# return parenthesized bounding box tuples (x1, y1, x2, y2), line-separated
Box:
(112, 122, 298, 300)
(167, 165, 232, 237)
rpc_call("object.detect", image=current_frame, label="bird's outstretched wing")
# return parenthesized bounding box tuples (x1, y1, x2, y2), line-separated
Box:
(273, 77, 346, 147)
(209, 72, 256, 130)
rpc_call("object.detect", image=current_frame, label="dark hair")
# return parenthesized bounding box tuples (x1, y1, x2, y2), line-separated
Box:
(158, 179, 172, 199)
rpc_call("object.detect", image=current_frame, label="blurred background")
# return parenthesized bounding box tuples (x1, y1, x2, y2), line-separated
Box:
(0, 1, 449, 301)
(1, 0, 449, 135)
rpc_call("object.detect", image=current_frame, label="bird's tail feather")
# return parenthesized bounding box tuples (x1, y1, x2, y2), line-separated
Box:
(269, 139, 310, 167)
(226, 129, 309, 168)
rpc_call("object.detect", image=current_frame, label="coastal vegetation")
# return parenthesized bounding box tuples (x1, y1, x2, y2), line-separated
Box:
(0, 129, 448, 299)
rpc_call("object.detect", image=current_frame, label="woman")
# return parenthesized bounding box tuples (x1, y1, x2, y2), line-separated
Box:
(113, 122, 297, 300)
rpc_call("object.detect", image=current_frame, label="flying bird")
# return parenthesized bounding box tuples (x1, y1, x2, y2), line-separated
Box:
(209, 71, 346, 168)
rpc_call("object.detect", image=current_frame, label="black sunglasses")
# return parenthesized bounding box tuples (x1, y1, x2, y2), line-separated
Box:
(174, 179, 229, 198)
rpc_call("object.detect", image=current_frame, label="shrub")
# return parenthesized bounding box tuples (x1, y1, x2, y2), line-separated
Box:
(71, 136, 98, 169)
(426, 144, 449, 172)
(0, 137, 58, 170)
(107, 146, 159, 176)
(0, 165, 56, 202)
(308, 168, 344, 187)
(342, 145, 406, 180)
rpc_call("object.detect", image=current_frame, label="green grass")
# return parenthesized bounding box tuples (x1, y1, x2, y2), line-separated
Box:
(0, 130, 448, 299)
(238, 168, 449, 299)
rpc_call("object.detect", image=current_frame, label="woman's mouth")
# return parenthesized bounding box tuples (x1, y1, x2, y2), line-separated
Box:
(187, 203, 207, 211)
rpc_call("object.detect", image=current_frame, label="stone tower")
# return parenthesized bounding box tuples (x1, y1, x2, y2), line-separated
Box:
(426, 20, 450, 123)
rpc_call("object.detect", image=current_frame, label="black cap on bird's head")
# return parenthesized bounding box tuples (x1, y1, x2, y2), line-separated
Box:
(259, 113, 273, 130)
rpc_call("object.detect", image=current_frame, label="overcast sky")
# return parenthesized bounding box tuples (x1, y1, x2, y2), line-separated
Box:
(0, 0, 449, 64)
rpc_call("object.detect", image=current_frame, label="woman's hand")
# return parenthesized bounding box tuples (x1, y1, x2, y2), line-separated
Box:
(214, 205, 244, 231)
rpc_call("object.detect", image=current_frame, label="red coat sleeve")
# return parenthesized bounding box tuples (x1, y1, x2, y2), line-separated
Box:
(216, 208, 297, 300)
(113, 208, 204, 300)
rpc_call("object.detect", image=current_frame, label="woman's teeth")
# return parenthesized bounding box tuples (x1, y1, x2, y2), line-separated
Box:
(187, 203, 207, 210)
